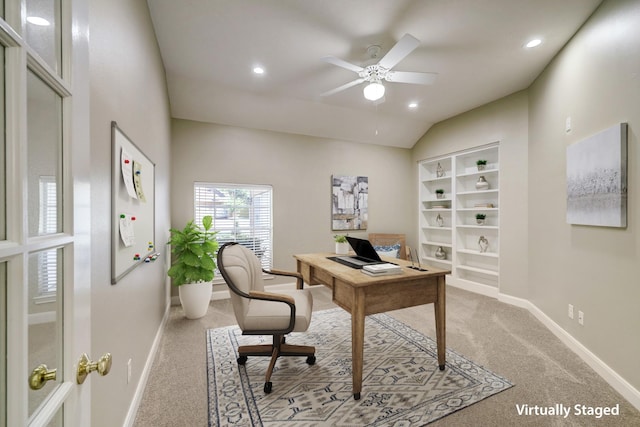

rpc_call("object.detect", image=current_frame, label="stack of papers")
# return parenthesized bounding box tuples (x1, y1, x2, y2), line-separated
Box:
(362, 263, 403, 276)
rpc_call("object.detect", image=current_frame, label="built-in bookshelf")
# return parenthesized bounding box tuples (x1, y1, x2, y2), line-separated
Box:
(418, 143, 499, 292)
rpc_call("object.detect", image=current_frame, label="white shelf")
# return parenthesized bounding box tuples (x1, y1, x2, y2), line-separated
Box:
(457, 189, 499, 196)
(457, 207, 498, 211)
(423, 207, 452, 212)
(422, 176, 451, 184)
(422, 256, 452, 266)
(457, 225, 499, 230)
(457, 248, 499, 258)
(457, 168, 499, 178)
(419, 142, 500, 290)
(423, 241, 452, 248)
(456, 265, 499, 277)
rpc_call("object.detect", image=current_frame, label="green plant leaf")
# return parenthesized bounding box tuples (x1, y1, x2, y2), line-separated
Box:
(202, 215, 213, 231)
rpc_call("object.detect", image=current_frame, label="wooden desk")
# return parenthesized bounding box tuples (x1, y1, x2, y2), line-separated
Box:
(294, 253, 450, 400)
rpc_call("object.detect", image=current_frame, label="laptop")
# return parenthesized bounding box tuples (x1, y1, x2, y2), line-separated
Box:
(328, 236, 387, 269)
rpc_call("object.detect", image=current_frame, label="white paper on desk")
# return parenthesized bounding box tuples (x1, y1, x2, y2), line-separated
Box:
(119, 214, 136, 247)
(121, 149, 137, 199)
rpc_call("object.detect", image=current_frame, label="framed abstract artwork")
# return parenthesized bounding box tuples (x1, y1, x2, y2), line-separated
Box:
(566, 123, 627, 227)
(332, 175, 368, 230)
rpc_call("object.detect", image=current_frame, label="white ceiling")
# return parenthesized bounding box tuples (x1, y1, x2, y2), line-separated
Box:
(146, 0, 602, 149)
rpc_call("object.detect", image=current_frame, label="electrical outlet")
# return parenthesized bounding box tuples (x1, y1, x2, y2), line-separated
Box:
(568, 304, 574, 319)
(127, 359, 132, 384)
(578, 311, 584, 326)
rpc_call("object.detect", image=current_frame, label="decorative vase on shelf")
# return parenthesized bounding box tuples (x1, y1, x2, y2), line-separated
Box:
(436, 191, 445, 199)
(476, 218, 485, 225)
(435, 246, 446, 260)
(475, 176, 490, 190)
(478, 236, 489, 253)
(436, 214, 444, 227)
(436, 162, 444, 178)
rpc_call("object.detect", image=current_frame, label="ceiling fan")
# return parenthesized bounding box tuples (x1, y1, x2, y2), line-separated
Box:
(321, 33, 437, 101)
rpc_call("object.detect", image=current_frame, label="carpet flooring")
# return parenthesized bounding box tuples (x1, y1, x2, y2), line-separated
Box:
(207, 308, 513, 426)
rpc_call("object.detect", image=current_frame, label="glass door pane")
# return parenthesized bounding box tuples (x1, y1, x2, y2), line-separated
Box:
(0, 44, 5, 241)
(1, 262, 6, 427)
(27, 70, 62, 237)
(27, 248, 63, 418)
(25, 0, 61, 75)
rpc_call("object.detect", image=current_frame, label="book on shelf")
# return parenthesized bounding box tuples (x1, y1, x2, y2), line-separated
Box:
(474, 203, 494, 208)
(361, 263, 403, 276)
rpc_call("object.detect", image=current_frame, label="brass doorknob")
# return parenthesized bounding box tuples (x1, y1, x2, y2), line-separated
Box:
(29, 364, 57, 390)
(76, 352, 112, 384)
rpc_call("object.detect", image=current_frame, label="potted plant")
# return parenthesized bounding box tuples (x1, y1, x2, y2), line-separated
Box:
(476, 213, 486, 225)
(168, 215, 219, 319)
(334, 234, 349, 255)
(476, 159, 487, 171)
(435, 189, 445, 199)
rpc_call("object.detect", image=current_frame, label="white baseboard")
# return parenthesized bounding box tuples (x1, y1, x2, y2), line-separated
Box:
(123, 302, 171, 427)
(447, 276, 498, 299)
(497, 292, 640, 411)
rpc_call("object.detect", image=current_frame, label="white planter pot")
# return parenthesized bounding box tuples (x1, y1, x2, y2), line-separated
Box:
(178, 281, 212, 319)
(335, 242, 349, 255)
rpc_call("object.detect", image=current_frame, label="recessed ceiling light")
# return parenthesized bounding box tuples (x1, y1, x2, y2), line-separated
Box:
(408, 102, 419, 109)
(27, 16, 51, 26)
(525, 39, 542, 48)
(253, 66, 265, 75)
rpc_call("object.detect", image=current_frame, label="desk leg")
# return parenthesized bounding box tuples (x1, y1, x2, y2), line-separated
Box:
(434, 275, 446, 370)
(351, 289, 365, 400)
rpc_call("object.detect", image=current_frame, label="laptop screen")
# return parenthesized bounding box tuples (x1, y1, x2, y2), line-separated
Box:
(346, 236, 382, 262)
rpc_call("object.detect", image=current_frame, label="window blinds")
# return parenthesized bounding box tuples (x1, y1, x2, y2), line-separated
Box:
(194, 183, 273, 270)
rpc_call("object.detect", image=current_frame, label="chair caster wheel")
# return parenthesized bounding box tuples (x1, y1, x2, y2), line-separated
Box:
(264, 382, 272, 393)
(237, 356, 247, 365)
(306, 355, 316, 365)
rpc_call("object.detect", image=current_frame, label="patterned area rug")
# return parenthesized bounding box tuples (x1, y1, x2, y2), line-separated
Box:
(207, 308, 513, 426)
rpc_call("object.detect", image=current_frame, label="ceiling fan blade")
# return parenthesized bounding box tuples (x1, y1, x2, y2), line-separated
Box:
(378, 33, 420, 70)
(385, 71, 438, 85)
(320, 78, 365, 97)
(321, 56, 364, 73)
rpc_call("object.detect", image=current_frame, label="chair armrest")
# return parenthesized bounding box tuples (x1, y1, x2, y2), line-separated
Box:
(249, 290, 295, 306)
(263, 268, 304, 289)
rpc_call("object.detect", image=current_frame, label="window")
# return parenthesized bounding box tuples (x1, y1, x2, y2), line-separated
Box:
(194, 183, 273, 271)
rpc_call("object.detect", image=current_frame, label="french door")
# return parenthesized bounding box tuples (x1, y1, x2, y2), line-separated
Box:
(1, 0, 91, 425)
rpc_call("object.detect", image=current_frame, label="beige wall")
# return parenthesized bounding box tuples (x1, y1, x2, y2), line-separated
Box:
(412, 0, 639, 398)
(89, 0, 172, 425)
(412, 91, 530, 299)
(528, 0, 640, 391)
(170, 119, 413, 288)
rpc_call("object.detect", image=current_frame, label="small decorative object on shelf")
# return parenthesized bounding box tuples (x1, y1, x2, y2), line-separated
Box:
(435, 246, 447, 260)
(435, 189, 445, 199)
(477, 159, 487, 171)
(478, 236, 489, 253)
(475, 176, 490, 190)
(436, 214, 444, 227)
(475, 213, 486, 225)
(436, 162, 445, 178)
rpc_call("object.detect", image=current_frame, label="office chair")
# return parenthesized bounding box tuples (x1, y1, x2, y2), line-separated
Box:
(217, 242, 316, 393)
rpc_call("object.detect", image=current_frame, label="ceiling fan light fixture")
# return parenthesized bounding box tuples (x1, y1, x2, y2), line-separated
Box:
(363, 81, 385, 101)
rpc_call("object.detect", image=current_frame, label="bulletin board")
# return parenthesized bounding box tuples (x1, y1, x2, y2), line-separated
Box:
(111, 121, 158, 284)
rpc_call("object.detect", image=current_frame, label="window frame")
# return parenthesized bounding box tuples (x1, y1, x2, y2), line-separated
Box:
(193, 182, 273, 283)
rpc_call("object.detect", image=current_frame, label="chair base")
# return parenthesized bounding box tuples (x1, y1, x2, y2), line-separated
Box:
(236, 335, 316, 394)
